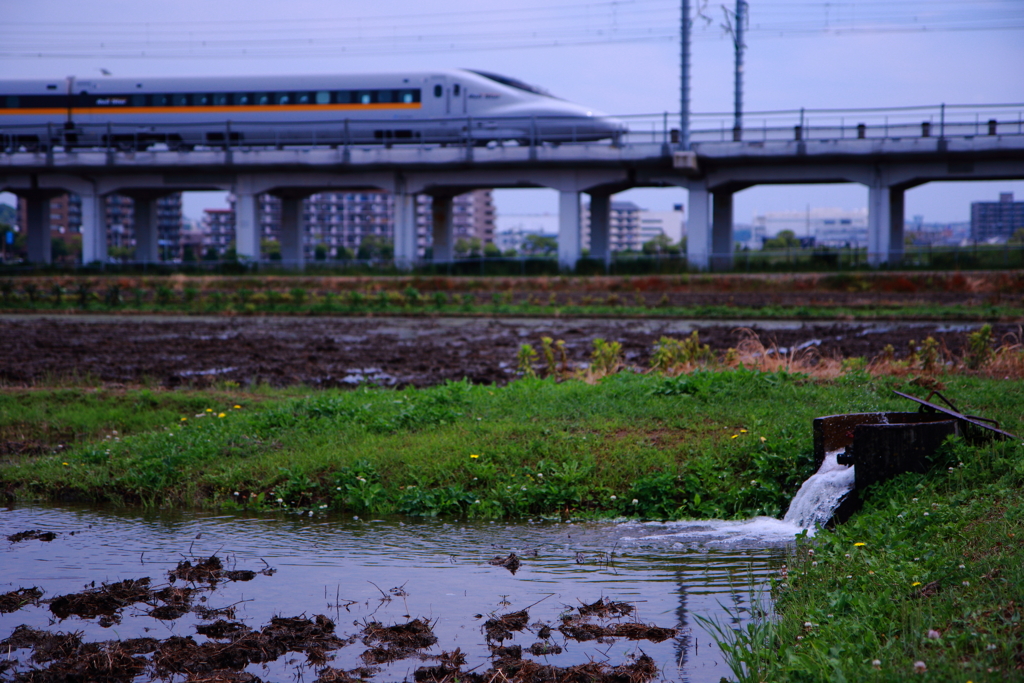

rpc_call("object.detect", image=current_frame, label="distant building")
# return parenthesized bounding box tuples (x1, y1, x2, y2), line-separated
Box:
(494, 214, 558, 254)
(637, 206, 685, 244)
(16, 192, 183, 260)
(971, 192, 1024, 242)
(753, 208, 868, 248)
(206, 190, 494, 259)
(582, 201, 642, 252)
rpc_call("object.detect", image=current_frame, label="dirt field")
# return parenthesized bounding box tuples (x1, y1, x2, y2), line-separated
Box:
(1, 314, 1016, 388)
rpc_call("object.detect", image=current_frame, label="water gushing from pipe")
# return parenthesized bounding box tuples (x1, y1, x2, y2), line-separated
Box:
(782, 449, 855, 530)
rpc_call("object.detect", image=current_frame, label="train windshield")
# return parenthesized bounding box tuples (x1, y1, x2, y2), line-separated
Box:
(466, 71, 554, 98)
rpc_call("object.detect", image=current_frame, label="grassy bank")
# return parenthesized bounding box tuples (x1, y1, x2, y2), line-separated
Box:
(2, 370, 1022, 681)
(1, 371, 1019, 519)
(1, 271, 1023, 320)
(716, 434, 1024, 683)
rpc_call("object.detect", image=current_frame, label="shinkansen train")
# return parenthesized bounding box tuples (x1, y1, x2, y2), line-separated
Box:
(0, 70, 624, 150)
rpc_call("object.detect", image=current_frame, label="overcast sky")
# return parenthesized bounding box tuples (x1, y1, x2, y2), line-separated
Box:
(3, 0, 1023, 226)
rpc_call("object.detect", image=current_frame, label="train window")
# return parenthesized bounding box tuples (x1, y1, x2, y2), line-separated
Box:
(172, 94, 190, 106)
(195, 94, 212, 106)
(315, 91, 330, 104)
(153, 94, 169, 106)
(453, 84, 461, 96)
(399, 90, 417, 103)
(433, 85, 442, 98)
(378, 90, 393, 103)
(334, 91, 351, 104)
(131, 94, 147, 106)
(275, 93, 291, 105)
(256, 93, 270, 105)
(297, 92, 311, 104)
(4, 96, 18, 108)
(213, 93, 229, 106)
(358, 91, 373, 104)
(233, 93, 251, 105)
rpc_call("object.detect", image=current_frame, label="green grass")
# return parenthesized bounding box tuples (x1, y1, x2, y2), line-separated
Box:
(1, 371, 1019, 519)
(3, 370, 1022, 680)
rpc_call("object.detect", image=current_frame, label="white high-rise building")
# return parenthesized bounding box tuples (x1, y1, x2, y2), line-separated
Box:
(753, 208, 868, 248)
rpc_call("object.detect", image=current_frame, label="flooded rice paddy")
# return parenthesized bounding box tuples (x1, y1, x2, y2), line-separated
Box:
(1, 505, 798, 682)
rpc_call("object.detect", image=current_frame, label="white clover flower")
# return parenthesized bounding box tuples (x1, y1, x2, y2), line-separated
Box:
(610, 495, 617, 501)
(913, 661, 927, 673)
(927, 629, 940, 639)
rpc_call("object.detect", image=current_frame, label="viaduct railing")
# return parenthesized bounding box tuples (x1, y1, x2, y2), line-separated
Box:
(2, 103, 1022, 155)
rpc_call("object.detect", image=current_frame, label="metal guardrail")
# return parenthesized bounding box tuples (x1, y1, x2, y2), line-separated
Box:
(2, 103, 1022, 154)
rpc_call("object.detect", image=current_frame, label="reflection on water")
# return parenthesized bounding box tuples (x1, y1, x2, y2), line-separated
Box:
(1, 505, 793, 682)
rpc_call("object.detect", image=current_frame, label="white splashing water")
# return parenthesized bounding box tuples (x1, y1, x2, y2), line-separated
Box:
(619, 449, 856, 548)
(782, 449, 855, 530)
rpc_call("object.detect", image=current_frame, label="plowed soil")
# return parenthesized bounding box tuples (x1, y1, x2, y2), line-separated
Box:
(1, 314, 1017, 389)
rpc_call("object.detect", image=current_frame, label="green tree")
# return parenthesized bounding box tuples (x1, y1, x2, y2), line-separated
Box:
(642, 233, 680, 255)
(763, 229, 801, 250)
(1010, 228, 1024, 245)
(483, 241, 502, 258)
(314, 243, 328, 261)
(356, 234, 393, 260)
(261, 238, 281, 261)
(522, 234, 557, 256)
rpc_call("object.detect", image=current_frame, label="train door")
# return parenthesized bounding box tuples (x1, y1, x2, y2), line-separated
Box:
(452, 81, 467, 115)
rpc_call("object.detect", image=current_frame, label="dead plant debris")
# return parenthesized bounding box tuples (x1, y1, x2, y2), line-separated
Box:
(48, 577, 152, 622)
(577, 597, 634, 618)
(488, 553, 522, 575)
(7, 530, 56, 543)
(484, 610, 530, 642)
(168, 556, 271, 585)
(0, 587, 43, 614)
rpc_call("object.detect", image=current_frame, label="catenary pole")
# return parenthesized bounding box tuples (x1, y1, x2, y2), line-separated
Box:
(733, 0, 747, 138)
(680, 0, 690, 150)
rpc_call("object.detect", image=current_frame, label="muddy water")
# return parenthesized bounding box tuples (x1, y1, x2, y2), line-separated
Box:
(1, 505, 792, 682)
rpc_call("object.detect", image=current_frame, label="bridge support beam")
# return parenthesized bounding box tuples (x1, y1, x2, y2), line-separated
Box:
(711, 189, 735, 271)
(124, 192, 161, 263)
(80, 188, 108, 265)
(234, 189, 260, 262)
(867, 183, 905, 267)
(587, 192, 611, 267)
(393, 191, 417, 268)
(685, 180, 711, 270)
(558, 190, 582, 270)
(431, 195, 454, 263)
(278, 195, 306, 268)
(22, 193, 58, 265)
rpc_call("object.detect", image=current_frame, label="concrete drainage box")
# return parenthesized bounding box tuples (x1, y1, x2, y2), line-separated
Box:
(814, 412, 960, 492)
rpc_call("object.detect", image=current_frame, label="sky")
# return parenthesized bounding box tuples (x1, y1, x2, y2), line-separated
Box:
(2, 0, 1023, 228)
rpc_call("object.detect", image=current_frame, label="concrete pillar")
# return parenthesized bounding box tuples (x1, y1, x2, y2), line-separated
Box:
(80, 189, 108, 265)
(24, 195, 52, 265)
(129, 194, 160, 263)
(868, 181, 892, 266)
(393, 191, 417, 268)
(279, 196, 304, 268)
(711, 189, 734, 271)
(234, 190, 259, 262)
(431, 195, 454, 262)
(685, 180, 711, 270)
(558, 189, 581, 270)
(889, 187, 905, 265)
(588, 192, 611, 265)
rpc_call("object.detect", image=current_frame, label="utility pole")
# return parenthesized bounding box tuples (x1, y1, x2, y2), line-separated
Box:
(733, 0, 747, 141)
(680, 0, 691, 150)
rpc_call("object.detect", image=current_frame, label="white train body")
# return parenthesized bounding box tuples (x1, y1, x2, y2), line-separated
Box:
(0, 69, 624, 150)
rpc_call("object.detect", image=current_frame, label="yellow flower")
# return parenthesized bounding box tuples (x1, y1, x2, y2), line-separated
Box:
(62, 462, 69, 466)
(470, 454, 480, 459)
(205, 408, 213, 413)
(218, 412, 226, 418)
(912, 582, 922, 586)
(760, 436, 767, 442)
(730, 434, 739, 439)
(233, 405, 242, 409)
(854, 542, 866, 547)
(740, 429, 748, 433)
(180, 417, 188, 422)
